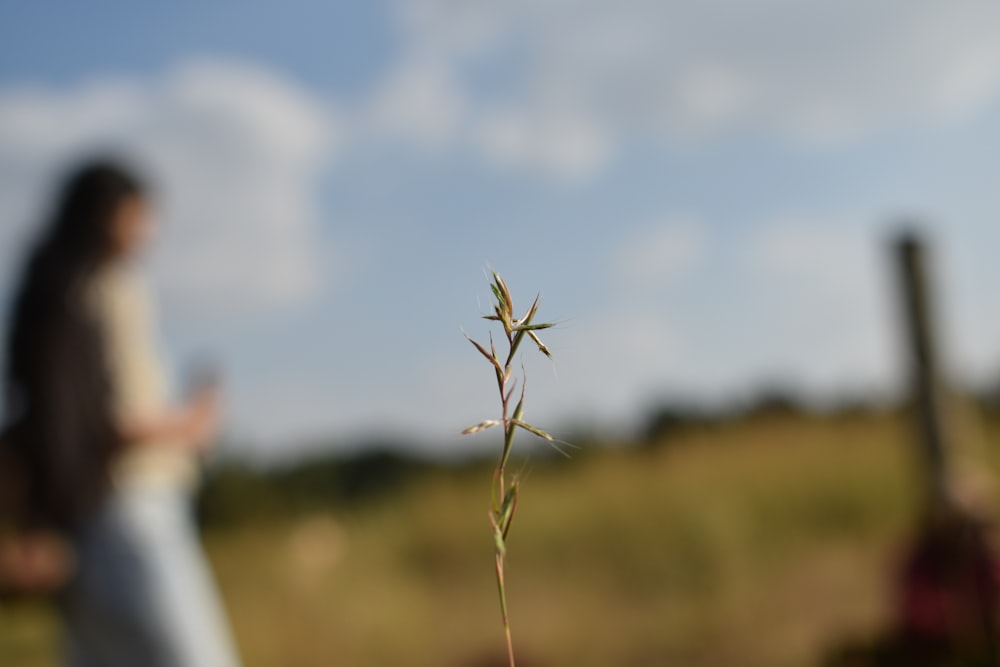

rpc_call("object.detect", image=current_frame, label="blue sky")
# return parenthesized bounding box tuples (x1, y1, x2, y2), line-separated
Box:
(3, 1, 1000, 460)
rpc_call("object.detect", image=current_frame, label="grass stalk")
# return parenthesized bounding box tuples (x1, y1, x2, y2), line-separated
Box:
(462, 271, 557, 667)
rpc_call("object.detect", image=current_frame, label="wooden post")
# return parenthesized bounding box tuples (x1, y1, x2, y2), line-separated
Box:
(894, 233, 950, 507)
(894, 233, 999, 661)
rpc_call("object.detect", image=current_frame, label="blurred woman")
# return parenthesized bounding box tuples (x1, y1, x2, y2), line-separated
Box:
(2, 160, 241, 667)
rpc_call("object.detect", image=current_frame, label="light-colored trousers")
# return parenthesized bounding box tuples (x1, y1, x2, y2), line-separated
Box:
(60, 485, 241, 667)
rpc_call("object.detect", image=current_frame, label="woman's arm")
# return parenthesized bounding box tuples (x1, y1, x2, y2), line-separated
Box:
(118, 387, 221, 453)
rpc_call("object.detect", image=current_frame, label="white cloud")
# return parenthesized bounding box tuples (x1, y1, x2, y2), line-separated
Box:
(365, 57, 467, 149)
(476, 107, 613, 181)
(750, 220, 876, 291)
(745, 217, 897, 389)
(381, 0, 1000, 174)
(614, 217, 707, 284)
(0, 60, 340, 319)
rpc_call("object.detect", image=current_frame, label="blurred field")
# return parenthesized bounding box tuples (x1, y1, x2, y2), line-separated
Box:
(4, 410, 994, 666)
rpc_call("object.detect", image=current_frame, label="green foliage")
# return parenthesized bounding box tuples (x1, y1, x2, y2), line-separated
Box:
(197, 449, 434, 529)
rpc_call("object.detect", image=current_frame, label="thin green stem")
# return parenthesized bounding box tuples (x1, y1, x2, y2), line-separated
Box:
(464, 271, 556, 667)
(495, 552, 515, 667)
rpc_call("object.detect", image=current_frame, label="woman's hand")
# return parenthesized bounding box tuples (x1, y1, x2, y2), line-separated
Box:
(0, 531, 74, 599)
(118, 387, 223, 453)
(183, 386, 222, 453)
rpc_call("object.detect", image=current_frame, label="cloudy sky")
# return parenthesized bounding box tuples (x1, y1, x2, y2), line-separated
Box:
(2, 1, 1000, 460)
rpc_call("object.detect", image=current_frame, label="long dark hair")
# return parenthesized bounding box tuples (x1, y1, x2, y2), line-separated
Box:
(3, 160, 146, 531)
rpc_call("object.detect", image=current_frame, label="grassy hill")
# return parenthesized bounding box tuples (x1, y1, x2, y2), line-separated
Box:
(4, 409, 996, 666)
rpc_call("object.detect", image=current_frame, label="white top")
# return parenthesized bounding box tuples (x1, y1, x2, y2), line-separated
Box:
(90, 263, 198, 491)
